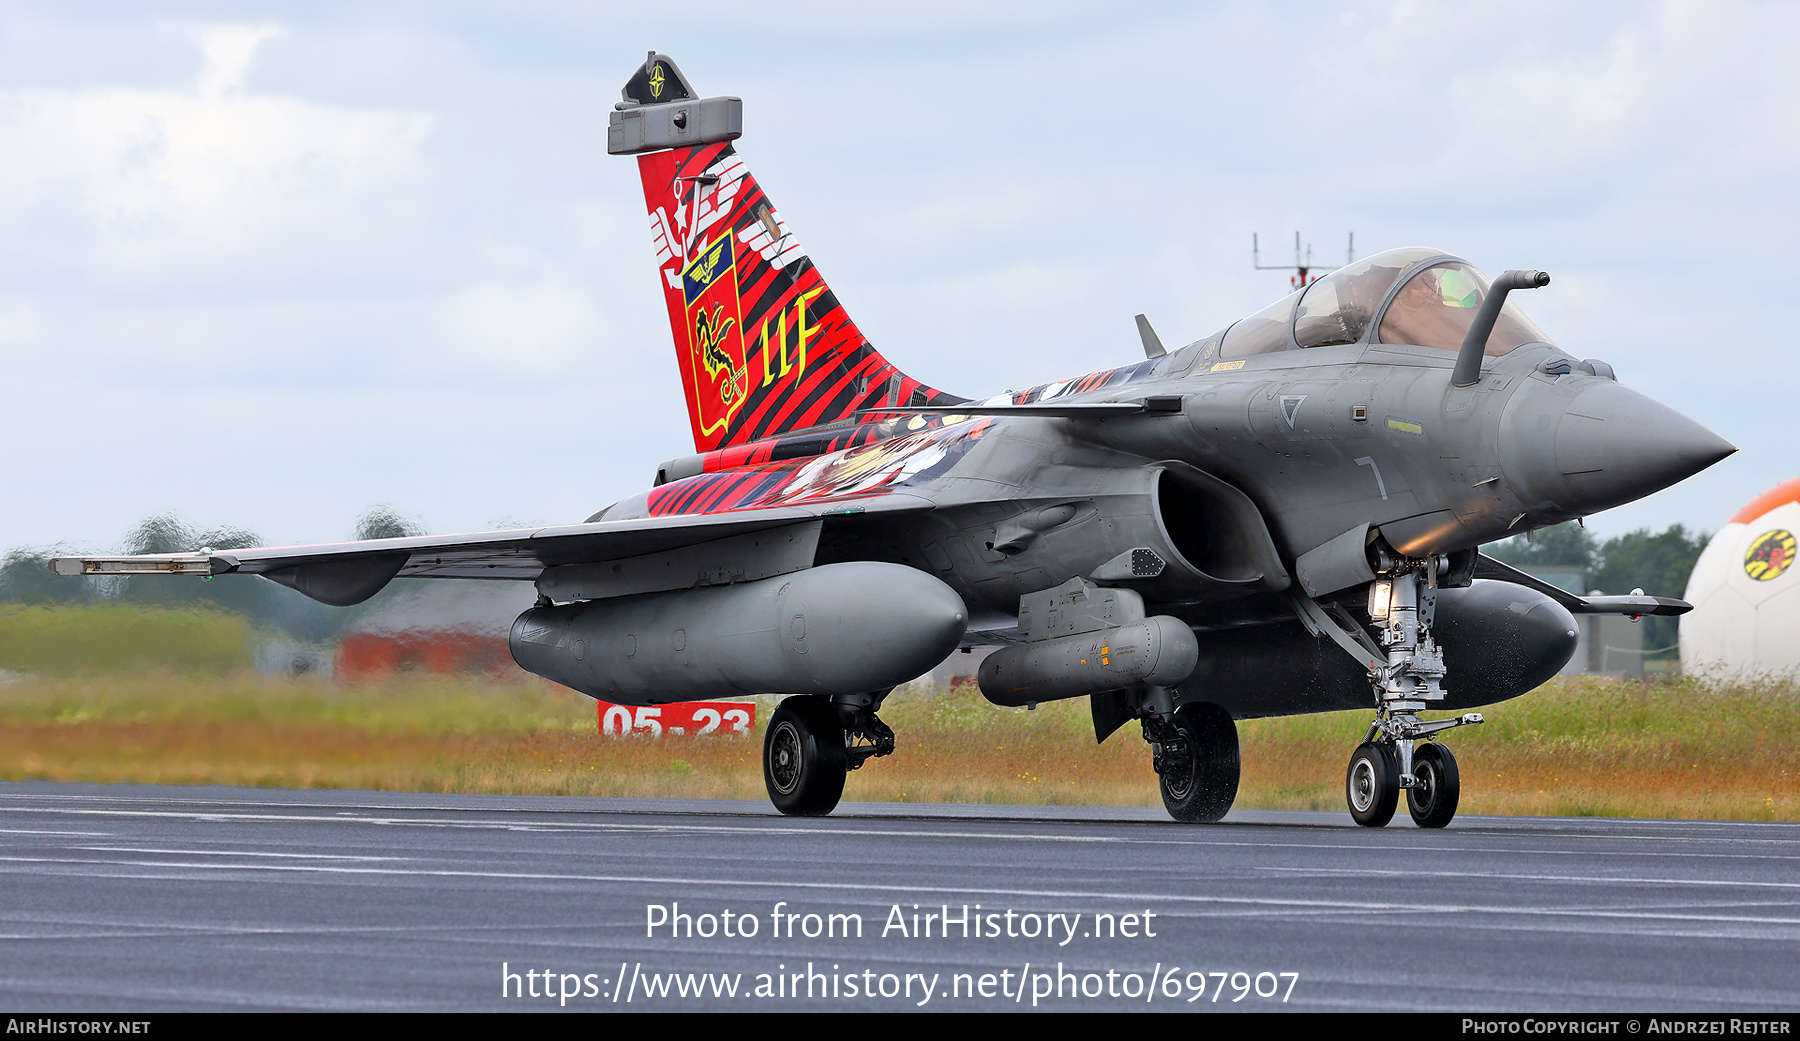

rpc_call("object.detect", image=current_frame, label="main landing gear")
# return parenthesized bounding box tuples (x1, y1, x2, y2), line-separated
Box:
(1144, 700, 1240, 823)
(762, 691, 896, 816)
(1330, 561, 1481, 828)
(1116, 683, 1240, 824)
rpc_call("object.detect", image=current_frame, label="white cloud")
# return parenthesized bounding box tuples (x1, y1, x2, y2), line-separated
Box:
(0, 22, 436, 298)
(196, 24, 278, 100)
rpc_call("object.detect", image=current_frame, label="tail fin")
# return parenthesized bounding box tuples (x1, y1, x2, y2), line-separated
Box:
(611, 53, 959, 454)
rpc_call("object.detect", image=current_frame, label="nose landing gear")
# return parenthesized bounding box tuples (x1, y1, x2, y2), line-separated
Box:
(1301, 561, 1483, 828)
(1344, 737, 1463, 828)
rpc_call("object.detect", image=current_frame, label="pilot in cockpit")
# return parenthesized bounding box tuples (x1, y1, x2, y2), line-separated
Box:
(1292, 250, 1424, 349)
(1378, 262, 1549, 355)
(1380, 265, 1477, 348)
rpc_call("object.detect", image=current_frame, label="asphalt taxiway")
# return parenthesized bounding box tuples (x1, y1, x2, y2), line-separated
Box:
(1, 782, 1796, 1012)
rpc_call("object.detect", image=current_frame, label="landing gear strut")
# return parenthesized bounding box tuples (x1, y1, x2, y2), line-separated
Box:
(1338, 563, 1480, 828)
(762, 691, 896, 817)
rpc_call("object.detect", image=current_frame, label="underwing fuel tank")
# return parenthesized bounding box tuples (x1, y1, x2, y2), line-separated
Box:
(508, 562, 967, 705)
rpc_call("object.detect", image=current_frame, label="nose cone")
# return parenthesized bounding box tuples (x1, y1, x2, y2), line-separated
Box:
(1523, 381, 1735, 515)
(1556, 382, 1734, 510)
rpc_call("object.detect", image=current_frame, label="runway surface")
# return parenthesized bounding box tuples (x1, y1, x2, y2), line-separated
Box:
(1, 782, 1797, 1012)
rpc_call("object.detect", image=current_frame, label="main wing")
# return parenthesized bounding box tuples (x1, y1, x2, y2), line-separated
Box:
(50, 495, 930, 607)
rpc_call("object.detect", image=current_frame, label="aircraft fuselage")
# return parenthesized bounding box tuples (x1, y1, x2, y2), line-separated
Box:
(601, 325, 1727, 638)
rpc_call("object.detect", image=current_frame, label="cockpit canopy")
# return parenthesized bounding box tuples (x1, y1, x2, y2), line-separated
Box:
(1220, 247, 1552, 359)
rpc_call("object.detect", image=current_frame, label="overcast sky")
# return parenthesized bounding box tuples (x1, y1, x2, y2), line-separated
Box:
(1, 1, 1793, 554)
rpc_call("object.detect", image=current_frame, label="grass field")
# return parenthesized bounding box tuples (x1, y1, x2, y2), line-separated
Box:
(2, 666, 1795, 821)
(0, 604, 255, 676)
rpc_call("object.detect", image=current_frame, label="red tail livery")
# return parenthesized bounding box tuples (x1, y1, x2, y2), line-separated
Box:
(626, 56, 957, 453)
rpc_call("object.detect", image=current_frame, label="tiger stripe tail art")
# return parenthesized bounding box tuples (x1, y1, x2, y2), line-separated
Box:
(623, 59, 959, 454)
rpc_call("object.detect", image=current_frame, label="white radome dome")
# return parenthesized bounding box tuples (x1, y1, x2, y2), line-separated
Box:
(1680, 477, 1800, 675)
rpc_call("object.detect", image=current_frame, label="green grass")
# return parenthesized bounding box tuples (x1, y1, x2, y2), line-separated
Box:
(1, 605, 1794, 819)
(1, 667, 1796, 820)
(2, 668, 591, 732)
(0, 604, 255, 676)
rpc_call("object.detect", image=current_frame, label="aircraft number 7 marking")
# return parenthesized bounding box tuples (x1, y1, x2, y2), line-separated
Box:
(1354, 456, 1389, 501)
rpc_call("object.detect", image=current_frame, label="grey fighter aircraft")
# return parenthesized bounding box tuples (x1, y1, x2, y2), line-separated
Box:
(54, 54, 1734, 827)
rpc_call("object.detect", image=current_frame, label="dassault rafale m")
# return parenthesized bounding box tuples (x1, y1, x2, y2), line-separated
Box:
(55, 54, 1734, 828)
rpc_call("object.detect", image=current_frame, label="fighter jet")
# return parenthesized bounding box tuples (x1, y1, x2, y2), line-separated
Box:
(53, 54, 1734, 827)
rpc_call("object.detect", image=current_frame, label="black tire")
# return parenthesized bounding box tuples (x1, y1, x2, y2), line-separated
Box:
(1346, 742, 1398, 827)
(1407, 742, 1460, 828)
(1159, 703, 1240, 823)
(763, 696, 848, 816)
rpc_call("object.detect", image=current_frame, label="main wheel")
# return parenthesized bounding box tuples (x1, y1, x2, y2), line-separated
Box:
(1407, 742, 1460, 828)
(1160, 703, 1240, 823)
(1346, 742, 1398, 827)
(763, 696, 848, 816)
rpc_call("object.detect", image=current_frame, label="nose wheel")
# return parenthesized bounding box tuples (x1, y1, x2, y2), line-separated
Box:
(763, 696, 848, 816)
(1344, 739, 1462, 827)
(1345, 742, 1398, 827)
(1406, 741, 1459, 828)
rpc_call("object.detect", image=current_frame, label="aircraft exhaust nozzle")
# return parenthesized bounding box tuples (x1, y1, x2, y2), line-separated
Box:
(510, 562, 967, 705)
